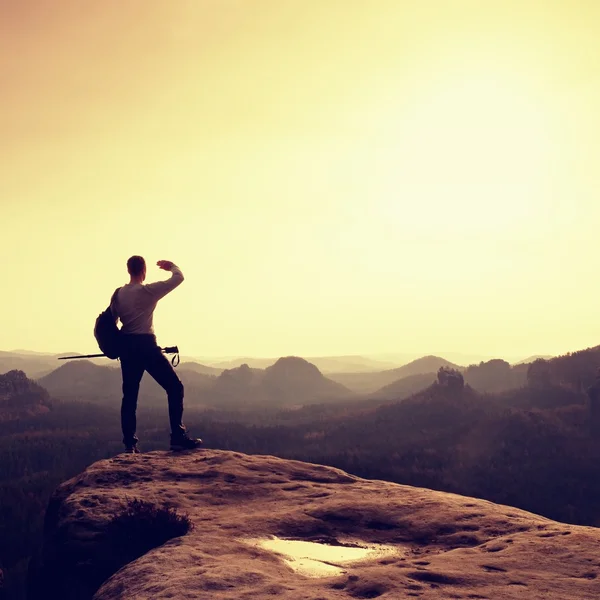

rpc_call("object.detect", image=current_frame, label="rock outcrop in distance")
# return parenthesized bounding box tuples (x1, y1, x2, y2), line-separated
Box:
(0, 369, 51, 421)
(30, 450, 600, 600)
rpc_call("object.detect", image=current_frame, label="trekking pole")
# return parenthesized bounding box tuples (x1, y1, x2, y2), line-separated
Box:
(58, 346, 180, 366)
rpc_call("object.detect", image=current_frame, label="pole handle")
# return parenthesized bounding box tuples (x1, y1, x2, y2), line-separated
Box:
(58, 345, 180, 366)
(161, 346, 180, 367)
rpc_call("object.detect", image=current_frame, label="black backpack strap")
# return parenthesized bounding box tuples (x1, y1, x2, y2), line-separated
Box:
(109, 287, 121, 317)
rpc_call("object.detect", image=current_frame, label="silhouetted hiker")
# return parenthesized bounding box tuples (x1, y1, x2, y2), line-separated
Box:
(586, 368, 600, 436)
(111, 256, 202, 453)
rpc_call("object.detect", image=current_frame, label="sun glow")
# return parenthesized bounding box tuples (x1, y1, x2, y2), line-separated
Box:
(369, 61, 555, 237)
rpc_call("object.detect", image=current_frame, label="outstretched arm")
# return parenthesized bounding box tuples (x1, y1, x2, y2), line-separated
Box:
(144, 260, 185, 301)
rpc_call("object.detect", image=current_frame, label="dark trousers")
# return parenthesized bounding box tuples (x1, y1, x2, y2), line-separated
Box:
(119, 334, 186, 446)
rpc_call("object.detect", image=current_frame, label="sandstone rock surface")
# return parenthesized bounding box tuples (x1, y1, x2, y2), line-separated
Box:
(32, 450, 600, 599)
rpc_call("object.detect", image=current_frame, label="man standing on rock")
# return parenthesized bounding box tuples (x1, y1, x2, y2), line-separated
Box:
(111, 256, 202, 453)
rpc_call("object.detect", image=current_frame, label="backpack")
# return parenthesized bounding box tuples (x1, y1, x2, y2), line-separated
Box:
(94, 288, 122, 359)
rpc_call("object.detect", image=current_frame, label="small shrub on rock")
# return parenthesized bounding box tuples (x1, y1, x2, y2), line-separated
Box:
(105, 498, 193, 568)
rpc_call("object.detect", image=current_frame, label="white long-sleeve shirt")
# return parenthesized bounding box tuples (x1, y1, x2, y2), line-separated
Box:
(111, 265, 184, 335)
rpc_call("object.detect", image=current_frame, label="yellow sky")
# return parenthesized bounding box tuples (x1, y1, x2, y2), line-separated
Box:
(2, 0, 600, 360)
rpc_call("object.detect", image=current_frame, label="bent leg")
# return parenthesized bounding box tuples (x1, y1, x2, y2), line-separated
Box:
(145, 349, 186, 438)
(120, 357, 144, 447)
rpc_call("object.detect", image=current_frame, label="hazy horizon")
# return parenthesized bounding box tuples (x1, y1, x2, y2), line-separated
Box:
(0, 345, 557, 368)
(3, 1, 600, 358)
(0, 344, 562, 365)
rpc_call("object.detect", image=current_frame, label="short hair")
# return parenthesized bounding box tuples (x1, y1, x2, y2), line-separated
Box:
(127, 255, 146, 277)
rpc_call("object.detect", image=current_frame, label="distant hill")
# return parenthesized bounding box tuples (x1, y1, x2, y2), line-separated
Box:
(178, 361, 222, 376)
(463, 359, 528, 393)
(207, 357, 277, 370)
(365, 351, 527, 367)
(329, 355, 460, 393)
(37, 361, 122, 402)
(0, 351, 66, 379)
(9, 349, 56, 356)
(36, 356, 352, 409)
(212, 357, 353, 408)
(368, 347, 600, 420)
(371, 372, 438, 400)
(526, 345, 600, 391)
(212, 364, 266, 409)
(176, 368, 216, 390)
(206, 355, 398, 373)
(514, 354, 554, 365)
(0, 350, 115, 379)
(0, 370, 51, 421)
(344, 381, 491, 449)
(387, 355, 461, 378)
(37, 360, 215, 407)
(263, 356, 351, 403)
(373, 359, 530, 398)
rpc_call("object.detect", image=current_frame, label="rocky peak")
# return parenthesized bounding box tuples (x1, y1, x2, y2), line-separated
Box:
(216, 363, 261, 387)
(0, 369, 38, 396)
(265, 356, 323, 382)
(0, 370, 51, 420)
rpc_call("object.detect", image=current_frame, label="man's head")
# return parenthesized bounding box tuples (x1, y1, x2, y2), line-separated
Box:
(127, 255, 146, 281)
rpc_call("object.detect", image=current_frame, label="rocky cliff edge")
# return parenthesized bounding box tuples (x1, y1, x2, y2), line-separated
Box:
(29, 450, 600, 599)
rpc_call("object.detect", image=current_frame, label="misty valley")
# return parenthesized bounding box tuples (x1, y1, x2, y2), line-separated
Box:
(2, 347, 600, 599)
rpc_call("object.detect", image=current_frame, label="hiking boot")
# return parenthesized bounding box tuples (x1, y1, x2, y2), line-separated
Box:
(124, 445, 141, 454)
(170, 434, 203, 451)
